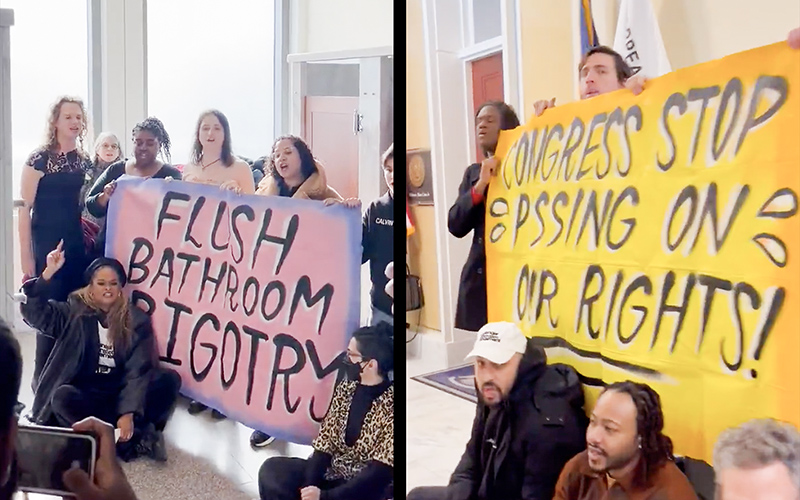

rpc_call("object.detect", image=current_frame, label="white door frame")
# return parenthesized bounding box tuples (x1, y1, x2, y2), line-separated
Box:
(287, 46, 392, 204)
(421, 0, 523, 366)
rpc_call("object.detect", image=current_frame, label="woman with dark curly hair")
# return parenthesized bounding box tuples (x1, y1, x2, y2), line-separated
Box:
(18, 96, 93, 387)
(85, 117, 182, 259)
(255, 135, 342, 201)
(248, 135, 343, 447)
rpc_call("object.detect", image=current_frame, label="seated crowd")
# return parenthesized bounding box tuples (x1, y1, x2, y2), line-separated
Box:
(408, 322, 800, 500)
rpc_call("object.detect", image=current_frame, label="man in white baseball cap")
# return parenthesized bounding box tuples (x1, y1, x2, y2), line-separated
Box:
(465, 322, 528, 406)
(407, 321, 588, 500)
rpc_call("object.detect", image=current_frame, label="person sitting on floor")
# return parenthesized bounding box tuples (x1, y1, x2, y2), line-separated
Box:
(19, 247, 181, 462)
(407, 321, 588, 500)
(258, 322, 394, 500)
(553, 381, 698, 500)
(713, 418, 800, 500)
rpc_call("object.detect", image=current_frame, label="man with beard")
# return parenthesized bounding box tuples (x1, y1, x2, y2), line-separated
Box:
(553, 381, 697, 500)
(713, 418, 800, 500)
(407, 322, 587, 500)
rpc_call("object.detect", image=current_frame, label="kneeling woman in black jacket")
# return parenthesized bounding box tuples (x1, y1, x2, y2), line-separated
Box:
(20, 245, 181, 462)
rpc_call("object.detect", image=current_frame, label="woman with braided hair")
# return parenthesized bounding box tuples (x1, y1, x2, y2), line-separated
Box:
(85, 117, 182, 259)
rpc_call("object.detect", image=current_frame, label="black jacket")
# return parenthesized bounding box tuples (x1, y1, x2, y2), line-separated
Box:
(362, 192, 394, 315)
(448, 163, 486, 331)
(448, 341, 588, 500)
(21, 277, 157, 426)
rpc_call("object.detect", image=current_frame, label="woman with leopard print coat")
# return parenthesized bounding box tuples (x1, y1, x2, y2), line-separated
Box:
(257, 323, 394, 500)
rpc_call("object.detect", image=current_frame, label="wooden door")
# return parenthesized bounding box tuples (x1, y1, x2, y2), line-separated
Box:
(471, 52, 504, 162)
(303, 96, 360, 200)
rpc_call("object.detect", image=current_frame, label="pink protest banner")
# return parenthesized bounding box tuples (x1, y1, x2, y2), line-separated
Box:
(105, 177, 361, 445)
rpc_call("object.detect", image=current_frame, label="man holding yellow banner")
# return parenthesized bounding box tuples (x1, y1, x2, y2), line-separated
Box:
(485, 38, 800, 468)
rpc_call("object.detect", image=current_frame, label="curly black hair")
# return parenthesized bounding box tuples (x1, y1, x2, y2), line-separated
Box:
(603, 381, 674, 488)
(352, 322, 394, 378)
(475, 101, 520, 131)
(132, 116, 171, 164)
(268, 135, 317, 197)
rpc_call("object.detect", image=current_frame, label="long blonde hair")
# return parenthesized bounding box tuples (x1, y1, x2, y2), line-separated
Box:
(73, 282, 133, 353)
(44, 96, 89, 156)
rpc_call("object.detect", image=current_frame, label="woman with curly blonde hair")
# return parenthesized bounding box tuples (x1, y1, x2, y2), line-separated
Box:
(20, 247, 182, 462)
(18, 96, 93, 386)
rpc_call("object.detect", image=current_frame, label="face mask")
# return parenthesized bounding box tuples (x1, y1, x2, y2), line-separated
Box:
(342, 357, 368, 381)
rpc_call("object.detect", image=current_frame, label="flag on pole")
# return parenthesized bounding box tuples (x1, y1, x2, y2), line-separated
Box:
(406, 202, 415, 237)
(613, 0, 672, 79)
(579, 0, 600, 56)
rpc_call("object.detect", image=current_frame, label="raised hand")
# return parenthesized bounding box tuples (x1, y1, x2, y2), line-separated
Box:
(42, 240, 65, 280)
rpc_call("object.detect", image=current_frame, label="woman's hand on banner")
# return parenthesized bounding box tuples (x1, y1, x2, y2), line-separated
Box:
(625, 75, 647, 95)
(220, 180, 243, 195)
(324, 197, 361, 208)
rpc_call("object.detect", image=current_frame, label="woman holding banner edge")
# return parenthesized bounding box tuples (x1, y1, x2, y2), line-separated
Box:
(181, 109, 255, 420)
(248, 135, 343, 448)
(85, 116, 182, 262)
(19, 246, 181, 462)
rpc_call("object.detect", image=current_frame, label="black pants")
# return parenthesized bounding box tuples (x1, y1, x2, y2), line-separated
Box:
(258, 457, 345, 500)
(406, 486, 447, 500)
(51, 367, 181, 432)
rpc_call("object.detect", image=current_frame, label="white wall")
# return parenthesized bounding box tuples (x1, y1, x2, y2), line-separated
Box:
(291, 0, 393, 54)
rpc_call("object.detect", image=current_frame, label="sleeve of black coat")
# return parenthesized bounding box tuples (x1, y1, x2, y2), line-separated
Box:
(19, 277, 71, 340)
(117, 313, 156, 418)
(447, 165, 482, 239)
(361, 204, 372, 264)
(85, 162, 121, 218)
(446, 404, 482, 500)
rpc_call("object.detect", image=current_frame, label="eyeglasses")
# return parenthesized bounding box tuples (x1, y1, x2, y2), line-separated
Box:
(346, 350, 366, 363)
(99, 144, 119, 150)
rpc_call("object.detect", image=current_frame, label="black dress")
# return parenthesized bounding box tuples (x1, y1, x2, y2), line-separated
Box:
(25, 148, 90, 389)
(25, 148, 89, 300)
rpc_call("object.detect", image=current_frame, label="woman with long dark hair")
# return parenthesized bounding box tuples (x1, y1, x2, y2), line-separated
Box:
(20, 249, 181, 462)
(181, 109, 255, 420)
(85, 117, 182, 259)
(255, 135, 342, 201)
(182, 109, 255, 194)
(447, 101, 520, 331)
(18, 96, 93, 387)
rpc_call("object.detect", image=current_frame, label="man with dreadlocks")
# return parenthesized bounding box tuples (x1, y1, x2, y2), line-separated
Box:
(85, 116, 182, 261)
(553, 381, 697, 500)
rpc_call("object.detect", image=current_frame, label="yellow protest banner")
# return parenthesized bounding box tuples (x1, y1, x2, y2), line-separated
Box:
(486, 42, 800, 462)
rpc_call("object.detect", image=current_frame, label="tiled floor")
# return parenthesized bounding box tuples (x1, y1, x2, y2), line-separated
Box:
(406, 336, 475, 494)
(13, 327, 314, 500)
